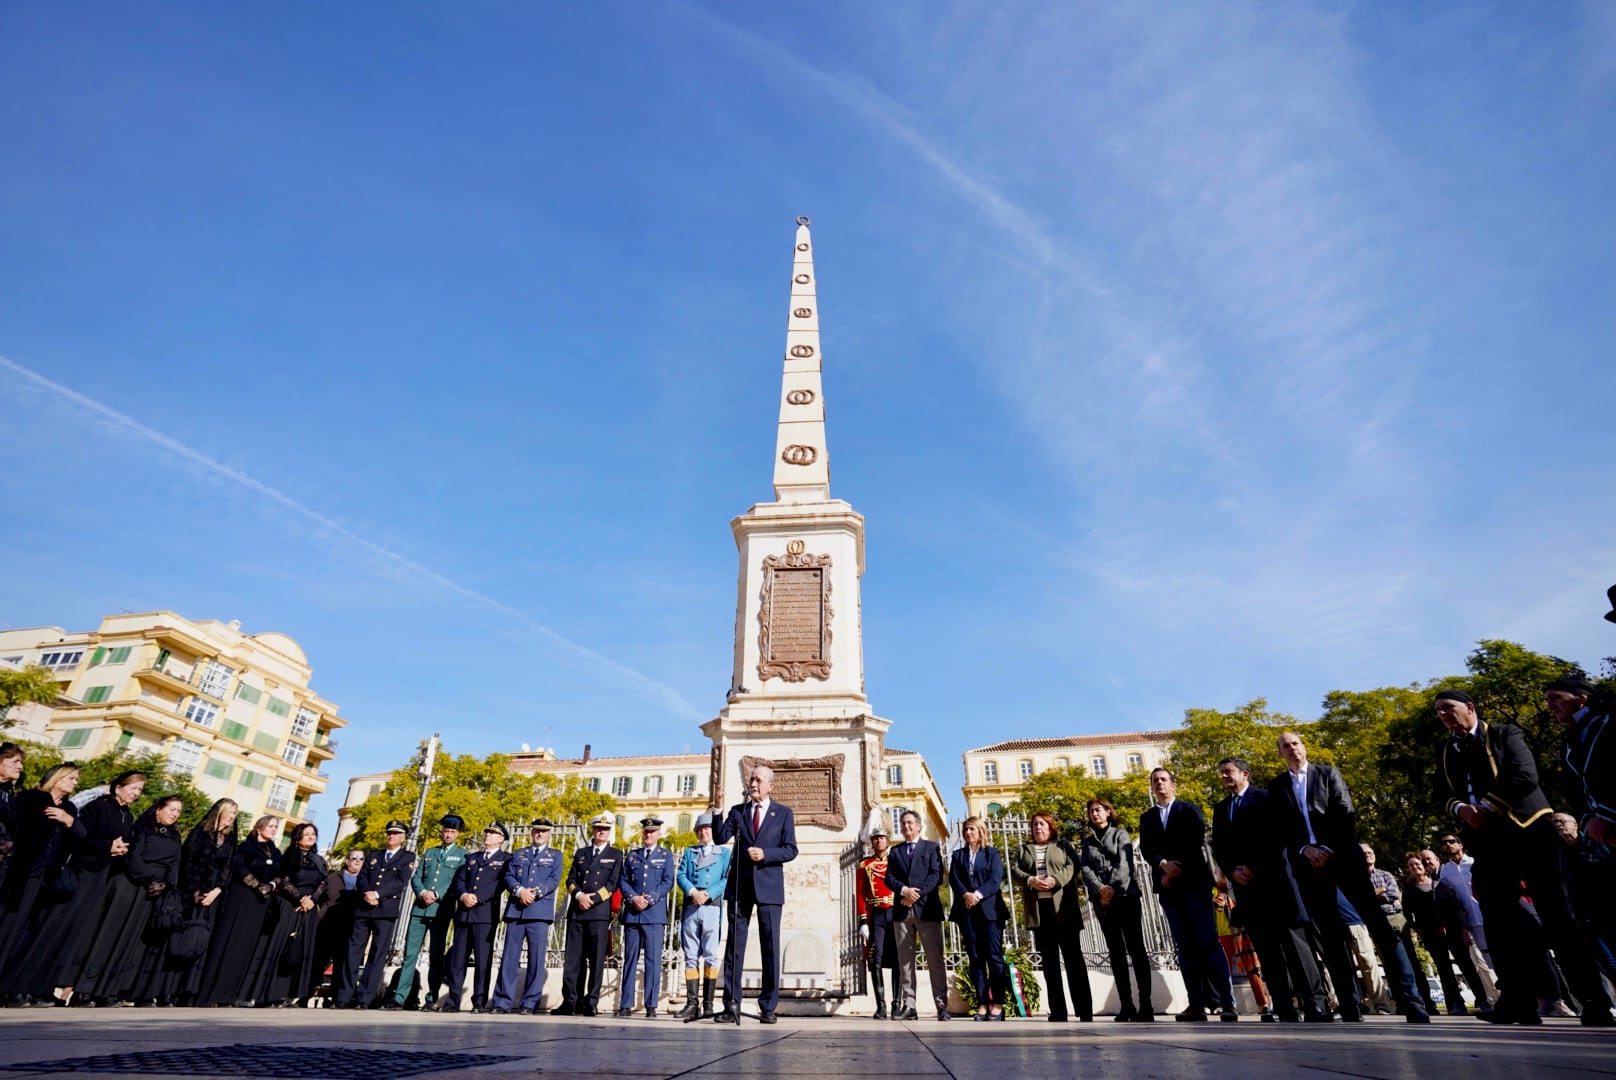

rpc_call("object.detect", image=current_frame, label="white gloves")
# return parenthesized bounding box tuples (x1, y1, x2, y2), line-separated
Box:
(859, 924, 870, 944)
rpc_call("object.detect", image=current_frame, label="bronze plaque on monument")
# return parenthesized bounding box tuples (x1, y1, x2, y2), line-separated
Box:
(757, 548, 833, 682)
(741, 753, 845, 830)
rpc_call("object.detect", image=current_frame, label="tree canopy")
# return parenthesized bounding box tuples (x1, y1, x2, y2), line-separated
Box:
(0, 665, 60, 728)
(342, 748, 615, 852)
(1006, 765, 1153, 841)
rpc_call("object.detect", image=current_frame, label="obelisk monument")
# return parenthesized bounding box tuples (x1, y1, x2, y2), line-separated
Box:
(701, 216, 890, 1012)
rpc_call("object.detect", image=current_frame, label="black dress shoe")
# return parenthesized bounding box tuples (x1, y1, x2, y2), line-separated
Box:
(714, 1009, 739, 1024)
(1220, 1007, 1240, 1022)
(1175, 1008, 1207, 1022)
(896, 1007, 919, 1020)
(379, 1002, 400, 1011)
(578, 1004, 596, 1017)
(616, 1008, 635, 1018)
(549, 1004, 575, 1016)
(872, 1006, 887, 1019)
(1048, 1013, 1068, 1022)
(489, 1007, 510, 1015)
(645, 1009, 657, 1018)
(992, 1011, 1006, 1021)
(937, 1009, 950, 1021)
(759, 1011, 777, 1024)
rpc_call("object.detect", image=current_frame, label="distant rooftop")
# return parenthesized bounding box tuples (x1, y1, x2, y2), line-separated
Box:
(967, 730, 1176, 754)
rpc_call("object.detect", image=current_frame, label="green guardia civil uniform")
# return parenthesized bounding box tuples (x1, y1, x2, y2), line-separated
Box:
(392, 840, 469, 1007)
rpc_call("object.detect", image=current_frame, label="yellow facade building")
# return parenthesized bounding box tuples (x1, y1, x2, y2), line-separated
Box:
(0, 612, 345, 829)
(959, 730, 1175, 818)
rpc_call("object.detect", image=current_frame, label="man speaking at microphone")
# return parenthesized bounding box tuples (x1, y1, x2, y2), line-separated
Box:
(711, 764, 797, 1024)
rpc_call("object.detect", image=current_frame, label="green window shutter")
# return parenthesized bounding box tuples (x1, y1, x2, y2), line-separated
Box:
(240, 770, 265, 791)
(108, 646, 132, 663)
(83, 686, 112, 704)
(155, 648, 170, 671)
(291, 797, 306, 817)
(236, 684, 262, 705)
(204, 759, 233, 781)
(252, 732, 279, 753)
(90, 646, 107, 667)
(266, 697, 291, 717)
(222, 720, 250, 742)
(59, 728, 92, 749)
(115, 731, 133, 750)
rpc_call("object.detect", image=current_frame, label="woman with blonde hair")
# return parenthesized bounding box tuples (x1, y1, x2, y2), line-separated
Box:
(950, 816, 1009, 1020)
(196, 815, 283, 1006)
(0, 762, 83, 991)
(1012, 810, 1091, 1021)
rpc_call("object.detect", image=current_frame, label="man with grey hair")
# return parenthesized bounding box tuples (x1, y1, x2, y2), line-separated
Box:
(711, 764, 797, 1023)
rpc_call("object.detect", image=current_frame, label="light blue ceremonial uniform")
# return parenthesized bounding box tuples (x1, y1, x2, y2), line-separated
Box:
(617, 842, 675, 1012)
(491, 842, 564, 1011)
(677, 842, 731, 980)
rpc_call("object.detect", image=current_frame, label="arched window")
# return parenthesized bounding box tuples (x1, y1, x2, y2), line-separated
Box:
(1126, 753, 1144, 773)
(890, 807, 909, 836)
(986, 802, 1004, 817)
(1091, 755, 1109, 778)
(1018, 760, 1035, 780)
(1054, 756, 1070, 770)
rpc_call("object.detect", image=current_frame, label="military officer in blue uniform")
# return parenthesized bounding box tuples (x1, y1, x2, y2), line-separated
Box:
(339, 819, 416, 1008)
(551, 812, 623, 1017)
(436, 824, 511, 1013)
(385, 813, 467, 1010)
(674, 811, 730, 1019)
(616, 816, 675, 1017)
(491, 818, 564, 1015)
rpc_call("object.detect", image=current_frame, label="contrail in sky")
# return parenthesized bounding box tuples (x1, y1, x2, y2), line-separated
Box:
(0, 353, 704, 721)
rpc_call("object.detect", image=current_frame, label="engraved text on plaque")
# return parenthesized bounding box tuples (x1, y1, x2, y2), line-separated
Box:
(757, 550, 833, 682)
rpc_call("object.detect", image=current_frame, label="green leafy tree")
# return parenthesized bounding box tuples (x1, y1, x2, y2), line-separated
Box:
(1006, 766, 1153, 840)
(1313, 684, 1431, 861)
(343, 749, 614, 852)
(13, 740, 215, 832)
(0, 665, 60, 729)
(1164, 699, 1300, 811)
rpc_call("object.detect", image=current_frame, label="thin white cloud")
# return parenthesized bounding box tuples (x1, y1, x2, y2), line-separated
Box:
(0, 353, 704, 721)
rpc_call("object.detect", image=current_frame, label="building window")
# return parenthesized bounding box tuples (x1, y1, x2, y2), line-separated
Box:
(90, 646, 133, 666)
(236, 684, 263, 705)
(612, 776, 632, 798)
(282, 742, 307, 767)
(40, 649, 84, 670)
(614, 815, 626, 835)
(168, 737, 205, 775)
(222, 720, 250, 742)
(252, 732, 279, 753)
(239, 770, 266, 791)
(644, 775, 664, 795)
(678, 813, 692, 833)
(83, 685, 113, 704)
(204, 759, 233, 781)
(1091, 756, 1109, 778)
(266, 777, 294, 813)
(290, 707, 317, 740)
(982, 761, 998, 783)
(266, 696, 293, 718)
(585, 777, 601, 794)
(1054, 757, 1070, 770)
(367, 783, 382, 799)
(1126, 753, 1144, 772)
(1019, 760, 1034, 781)
(59, 728, 92, 749)
(184, 698, 219, 729)
(890, 807, 908, 836)
(195, 660, 234, 700)
(678, 774, 697, 795)
(115, 731, 133, 750)
(886, 763, 903, 786)
(986, 802, 1004, 817)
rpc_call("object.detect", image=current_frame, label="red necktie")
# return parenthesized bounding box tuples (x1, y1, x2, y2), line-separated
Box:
(752, 804, 762, 834)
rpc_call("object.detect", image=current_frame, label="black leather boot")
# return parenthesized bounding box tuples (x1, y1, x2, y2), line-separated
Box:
(872, 968, 888, 1019)
(675, 978, 701, 1019)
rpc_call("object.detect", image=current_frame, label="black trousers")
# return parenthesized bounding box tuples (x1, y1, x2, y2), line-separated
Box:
(724, 894, 782, 1013)
(1033, 900, 1091, 1018)
(560, 918, 610, 1011)
(1472, 818, 1611, 1016)
(1245, 916, 1327, 1018)
(442, 918, 498, 1009)
(1294, 858, 1419, 1017)
(343, 916, 396, 1007)
(1095, 896, 1154, 1013)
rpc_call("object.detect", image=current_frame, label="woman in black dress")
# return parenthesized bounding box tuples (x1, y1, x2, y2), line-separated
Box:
(158, 799, 237, 1005)
(0, 762, 84, 997)
(74, 795, 184, 1004)
(35, 770, 146, 1003)
(259, 823, 328, 1005)
(1080, 796, 1155, 1021)
(195, 815, 283, 1006)
(312, 849, 364, 1004)
(0, 743, 26, 894)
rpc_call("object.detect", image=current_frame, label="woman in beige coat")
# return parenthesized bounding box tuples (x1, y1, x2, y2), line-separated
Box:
(1010, 812, 1092, 1021)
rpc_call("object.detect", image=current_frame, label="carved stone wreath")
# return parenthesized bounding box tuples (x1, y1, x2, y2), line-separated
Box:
(757, 549, 833, 683)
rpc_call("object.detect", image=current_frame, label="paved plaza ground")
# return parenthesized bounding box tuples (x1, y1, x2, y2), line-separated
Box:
(0, 1009, 1610, 1080)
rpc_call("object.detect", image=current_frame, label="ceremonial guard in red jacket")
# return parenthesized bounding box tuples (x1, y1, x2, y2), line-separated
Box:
(857, 819, 898, 1019)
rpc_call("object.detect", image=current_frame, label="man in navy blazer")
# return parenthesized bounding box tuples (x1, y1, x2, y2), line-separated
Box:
(1137, 767, 1235, 1021)
(885, 809, 950, 1020)
(1269, 731, 1428, 1023)
(711, 764, 797, 1023)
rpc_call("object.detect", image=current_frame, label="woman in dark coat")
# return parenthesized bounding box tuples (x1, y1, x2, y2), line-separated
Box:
(1079, 796, 1155, 1021)
(259, 823, 329, 1005)
(154, 799, 237, 1005)
(32, 771, 146, 1001)
(0, 762, 85, 995)
(0, 743, 26, 894)
(74, 796, 184, 1004)
(950, 816, 1010, 1020)
(1011, 810, 1092, 1021)
(195, 815, 283, 1006)
(312, 848, 363, 1003)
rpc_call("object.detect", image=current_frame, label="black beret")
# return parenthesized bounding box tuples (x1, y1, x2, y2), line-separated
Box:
(1544, 675, 1596, 697)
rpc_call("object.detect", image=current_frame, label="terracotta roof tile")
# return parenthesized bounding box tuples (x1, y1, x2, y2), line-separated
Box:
(966, 730, 1176, 754)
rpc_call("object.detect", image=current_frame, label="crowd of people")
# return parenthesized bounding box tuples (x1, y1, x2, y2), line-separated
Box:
(0, 665, 1610, 1025)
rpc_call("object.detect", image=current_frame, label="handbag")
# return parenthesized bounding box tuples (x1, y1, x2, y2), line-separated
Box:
(148, 886, 185, 933)
(46, 858, 77, 899)
(167, 918, 211, 961)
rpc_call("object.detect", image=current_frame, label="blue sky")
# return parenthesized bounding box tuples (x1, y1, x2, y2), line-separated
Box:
(3, 3, 1613, 838)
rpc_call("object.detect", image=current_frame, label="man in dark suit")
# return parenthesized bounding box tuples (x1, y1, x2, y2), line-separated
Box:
(711, 763, 798, 1023)
(885, 808, 950, 1020)
(1138, 767, 1234, 1021)
(551, 813, 624, 1017)
(1434, 689, 1614, 1026)
(1269, 731, 1428, 1023)
(341, 819, 417, 1008)
(1545, 675, 1615, 848)
(1212, 757, 1329, 1022)
(437, 824, 511, 1014)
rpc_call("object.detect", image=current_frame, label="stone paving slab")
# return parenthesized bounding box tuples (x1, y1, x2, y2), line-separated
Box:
(0, 1010, 1611, 1079)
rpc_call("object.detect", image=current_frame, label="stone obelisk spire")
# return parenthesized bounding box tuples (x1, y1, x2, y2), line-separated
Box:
(772, 216, 831, 503)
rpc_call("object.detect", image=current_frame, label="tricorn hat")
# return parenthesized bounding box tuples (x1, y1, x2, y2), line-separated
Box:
(438, 814, 465, 830)
(1606, 584, 1616, 624)
(385, 820, 409, 835)
(484, 823, 509, 840)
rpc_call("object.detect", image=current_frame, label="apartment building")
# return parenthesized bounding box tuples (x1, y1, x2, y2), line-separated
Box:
(959, 730, 1175, 818)
(0, 612, 346, 828)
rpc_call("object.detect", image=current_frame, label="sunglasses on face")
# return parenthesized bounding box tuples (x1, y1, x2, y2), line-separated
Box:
(1441, 838, 1460, 845)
